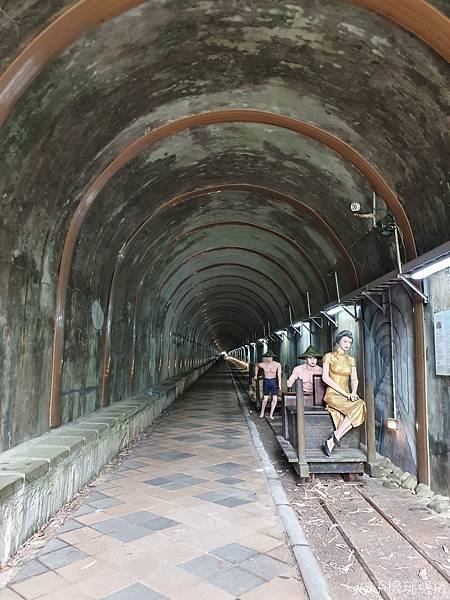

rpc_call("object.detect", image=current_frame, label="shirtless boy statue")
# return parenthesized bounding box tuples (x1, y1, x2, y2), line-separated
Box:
(252, 350, 282, 420)
(287, 345, 323, 407)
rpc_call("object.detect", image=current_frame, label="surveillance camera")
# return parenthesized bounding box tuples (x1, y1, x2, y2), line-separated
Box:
(350, 202, 361, 212)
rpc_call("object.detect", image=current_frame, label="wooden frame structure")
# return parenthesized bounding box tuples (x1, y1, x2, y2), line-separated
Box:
(276, 377, 369, 480)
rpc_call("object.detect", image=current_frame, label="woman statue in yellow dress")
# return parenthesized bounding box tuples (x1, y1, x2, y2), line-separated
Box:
(321, 330, 366, 457)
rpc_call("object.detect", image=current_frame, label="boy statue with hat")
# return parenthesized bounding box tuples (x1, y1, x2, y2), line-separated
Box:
(287, 346, 323, 406)
(253, 350, 282, 420)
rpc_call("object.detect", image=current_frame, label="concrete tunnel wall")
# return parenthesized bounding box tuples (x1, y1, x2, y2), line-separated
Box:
(0, 1, 449, 492)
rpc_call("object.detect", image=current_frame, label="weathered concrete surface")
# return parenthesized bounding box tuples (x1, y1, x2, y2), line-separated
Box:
(0, 0, 74, 71)
(0, 0, 449, 455)
(429, 0, 450, 18)
(424, 267, 450, 497)
(0, 360, 213, 564)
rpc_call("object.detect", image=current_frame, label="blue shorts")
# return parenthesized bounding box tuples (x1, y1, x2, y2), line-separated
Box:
(263, 378, 278, 395)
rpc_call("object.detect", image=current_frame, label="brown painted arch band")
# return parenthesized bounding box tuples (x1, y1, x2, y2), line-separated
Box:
(129, 289, 277, 389)
(350, 0, 450, 61)
(176, 289, 277, 328)
(128, 283, 280, 389)
(128, 279, 285, 395)
(173, 293, 277, 337)
(0, 0, 448, 129)
(49, 109, 416, 427)
(108, 184, 356, 402)
(160, 248, 302, 327)
(160, 262, 296, 320)
(109, 186, 339, 400)
(189, 306, 265, 334)
(162, 274, 286, 329)
(154, 248, 306, 311)
(173, 299, 274, 348)
(134, 219, 330, 305)
(120, 218, 333, 402)
(169, 282, 284, 330)
(116, 184, 358, 290)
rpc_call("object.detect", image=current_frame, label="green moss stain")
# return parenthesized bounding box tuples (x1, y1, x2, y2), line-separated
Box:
(259, 8, 292, 28)
(159, 19, 198, 52)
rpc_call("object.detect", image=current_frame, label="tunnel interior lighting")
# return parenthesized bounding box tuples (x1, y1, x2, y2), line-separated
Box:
(326, 305, 344, 316)
(410, 255, 450, 280)
(383, 418, 399, 432)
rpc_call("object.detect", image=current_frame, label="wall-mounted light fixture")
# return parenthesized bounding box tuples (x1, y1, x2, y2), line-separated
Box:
(290, 321, 304, 335)
(323, 273, 359, 322)
(391, 224, 429, 302)
(410, 255, 450, 280)
(320, 310, 337, 327)
(275, 329, 288, 339)
(321, 302, 358, 324)
(383, 417, 399, 432)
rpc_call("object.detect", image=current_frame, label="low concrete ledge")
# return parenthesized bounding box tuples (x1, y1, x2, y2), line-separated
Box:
(0, 360, 214, 564)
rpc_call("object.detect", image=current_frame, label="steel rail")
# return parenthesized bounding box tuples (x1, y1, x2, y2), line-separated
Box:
(355, 486, 450, 585)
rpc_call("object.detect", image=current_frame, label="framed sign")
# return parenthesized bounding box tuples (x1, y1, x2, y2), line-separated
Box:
(434, 310, 450, 376)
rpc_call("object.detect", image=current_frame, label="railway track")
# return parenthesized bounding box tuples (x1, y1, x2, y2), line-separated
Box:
(308, 483, 450, 599)
(227, 360, 450, 599)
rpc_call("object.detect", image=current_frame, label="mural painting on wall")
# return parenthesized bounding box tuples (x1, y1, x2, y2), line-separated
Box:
(363, 286, 417, 475)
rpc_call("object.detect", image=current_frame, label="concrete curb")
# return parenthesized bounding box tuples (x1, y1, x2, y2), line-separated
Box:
(228, 366, 332, 600)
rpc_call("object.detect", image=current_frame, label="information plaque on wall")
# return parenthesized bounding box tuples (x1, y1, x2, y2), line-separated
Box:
(434, 310, 450, 376)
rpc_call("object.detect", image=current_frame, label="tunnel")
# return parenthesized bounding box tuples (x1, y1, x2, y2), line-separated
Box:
(0, 0, 449, 593)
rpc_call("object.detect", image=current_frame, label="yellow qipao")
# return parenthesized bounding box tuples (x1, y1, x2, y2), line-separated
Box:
(323, 352, 366, 429)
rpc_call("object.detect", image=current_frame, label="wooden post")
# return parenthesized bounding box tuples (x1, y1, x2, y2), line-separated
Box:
(364, 373, 377, 461)
(360, 303, 377, 472)
(296, 379, 310, 478)
(413, 299, 429, 484)
(365, 388, 377, 469)
(281, 370, 288, 394)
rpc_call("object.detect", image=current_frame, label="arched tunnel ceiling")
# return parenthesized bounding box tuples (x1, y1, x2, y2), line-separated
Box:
(74, 125, 375, 281)
(0, 0, 449, 361)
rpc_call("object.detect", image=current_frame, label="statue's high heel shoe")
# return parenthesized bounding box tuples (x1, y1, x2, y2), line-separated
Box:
(332, 432, 341, 448)
(322, 439, 333, 457)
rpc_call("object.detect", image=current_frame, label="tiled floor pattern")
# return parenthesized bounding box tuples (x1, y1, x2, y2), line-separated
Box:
(2, 366, 306, 599)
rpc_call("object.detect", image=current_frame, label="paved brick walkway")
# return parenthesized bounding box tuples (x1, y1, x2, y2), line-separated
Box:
(2, 365, 307, 599)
